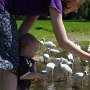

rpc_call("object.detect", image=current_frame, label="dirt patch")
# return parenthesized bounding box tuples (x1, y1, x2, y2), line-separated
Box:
(68, 35, 90, 42)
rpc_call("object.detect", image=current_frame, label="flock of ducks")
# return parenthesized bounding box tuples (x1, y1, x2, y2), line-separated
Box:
(38, 38, 90, 88)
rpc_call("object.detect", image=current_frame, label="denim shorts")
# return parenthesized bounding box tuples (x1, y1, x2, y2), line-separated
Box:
(0, 9, 19, 75)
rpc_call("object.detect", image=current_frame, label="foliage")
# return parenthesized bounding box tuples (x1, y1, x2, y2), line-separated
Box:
(77, 0, 90, 19)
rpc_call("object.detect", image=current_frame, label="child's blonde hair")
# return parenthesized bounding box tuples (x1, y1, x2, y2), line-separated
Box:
(19, 33, 39, 52)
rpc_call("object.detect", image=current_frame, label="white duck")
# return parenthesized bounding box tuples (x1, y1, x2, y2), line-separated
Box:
(73, 71, 88, 81)
(87, 45, 90, 53)
(60, 62, 73, 81)
(42, 38, 56, 48)
(60, 57, 73, 68)
(46, 62, 55, 74)
(67, 53, 74, 62)
(75, 44, 81, 49)
(39, 38, 45, 45)
(43, 53, 50, 63)
(73, 66, 89, 87)
(41, 62, 55, 75)
(44, 41, 56, 49)
(67, 53, 75, 68)
(49, 48, 60, 55)
(39, 38, 45, 49)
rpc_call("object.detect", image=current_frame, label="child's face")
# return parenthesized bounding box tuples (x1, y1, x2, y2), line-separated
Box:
(26, 42, 39, 59)
(63, 0, 85, 14)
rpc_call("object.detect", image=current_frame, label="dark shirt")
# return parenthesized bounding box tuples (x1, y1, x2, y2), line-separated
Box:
(18, 56, 35, 89)
(5, 0, 62, 15)
(0, 0, 5, 9)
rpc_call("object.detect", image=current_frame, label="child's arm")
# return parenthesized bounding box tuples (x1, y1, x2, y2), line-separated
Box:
(20, 71, 48, 80)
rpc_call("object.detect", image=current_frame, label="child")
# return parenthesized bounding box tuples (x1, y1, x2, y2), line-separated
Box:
(18, 33, 48, 90)
(0, 0, 19, 90)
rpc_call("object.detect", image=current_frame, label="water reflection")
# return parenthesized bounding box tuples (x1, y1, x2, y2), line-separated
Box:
(30, 42, 90, 90)
(30, 57, 90, 90)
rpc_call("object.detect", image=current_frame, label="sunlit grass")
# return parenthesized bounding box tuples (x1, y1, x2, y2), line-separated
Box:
(16, 20, 90, 46)
(64, 20, 90, 36)
(17, 20, 90, 35)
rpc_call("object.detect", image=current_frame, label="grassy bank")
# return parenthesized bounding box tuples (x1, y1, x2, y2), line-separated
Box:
(16, 20, 90, 44)
(17, 20, 90, 35)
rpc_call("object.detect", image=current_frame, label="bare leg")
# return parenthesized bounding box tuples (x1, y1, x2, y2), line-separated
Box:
(18, 16, 39, 37)
(0, 69, 17, 90)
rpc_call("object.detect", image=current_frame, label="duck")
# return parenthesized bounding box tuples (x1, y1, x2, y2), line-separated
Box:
(60, 62, 73, 81)
(60, 57, 74, 69)
(73, 66, 89, 88)
(87, 45, 90, 53)
(41, 62, 55, 75)
(46, 62, 55, 74)
(49, 48, 60, 55)
(44, 41, 56, 49)
(43, 53, 50, 63)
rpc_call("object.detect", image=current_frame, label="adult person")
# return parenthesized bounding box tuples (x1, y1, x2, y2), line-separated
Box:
(5, 0, 90, 61)
(0, 0, 19, 90)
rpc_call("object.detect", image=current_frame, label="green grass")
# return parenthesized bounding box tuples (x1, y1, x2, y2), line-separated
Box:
(64, 20, 90, 36)
(16, 20, 90, 45)
(16, 20, 56, 43)
(17, 20, 90, 34)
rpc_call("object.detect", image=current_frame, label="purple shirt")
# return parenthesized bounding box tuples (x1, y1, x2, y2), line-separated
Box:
(49, 0, 62, 13)
(5, 0, 62, 15)
(0, 0, 5, 9)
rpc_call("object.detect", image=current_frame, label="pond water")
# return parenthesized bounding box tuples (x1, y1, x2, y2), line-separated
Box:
(30, 42, 90, 90)
(30, 57, 90, 90)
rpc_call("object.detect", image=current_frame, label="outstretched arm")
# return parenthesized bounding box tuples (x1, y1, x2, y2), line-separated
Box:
(20, 72, 48, 80)
(18, 16, 39, 37)
(49, 7, 90, 60)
